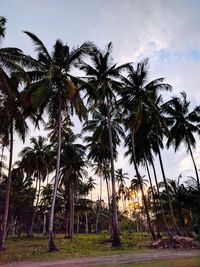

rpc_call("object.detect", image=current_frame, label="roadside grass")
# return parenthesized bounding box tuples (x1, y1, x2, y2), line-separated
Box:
(0, 232, 149, 264)
(104, 257, 200, 267)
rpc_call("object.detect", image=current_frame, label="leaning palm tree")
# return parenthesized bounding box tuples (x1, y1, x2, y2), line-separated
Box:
(120, 59, 171, 240)
(143, 97, 181, 235)
(25, 31, 92, 251)
(163, 92, 200, 191)
(81, 43, 129, 246)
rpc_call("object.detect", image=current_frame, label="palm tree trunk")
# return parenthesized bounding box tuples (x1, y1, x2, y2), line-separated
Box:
(145, 158, 161, 236)
(29, 172, 41, 238)
(48, 95, 62, 252)
(69, 181, 74, 241)
(186, 135, 200, 191)
(105, 172, 112, 234)
(95, 176, 102, 233)
(150, 156, 172, 238)
(106, 100, 121, 247)
(85, 212, 88, 234)
(0, 120, 13, 250)
(145, 158, 157, 216)
(76, 213, 79, 234)
(43, 212, 47, 235)
(131, 133, 156, 241)
(0, 146, 5, 179)
(156, 141, 180, 235)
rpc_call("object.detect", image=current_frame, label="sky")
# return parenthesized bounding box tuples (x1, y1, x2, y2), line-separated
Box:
(2, 0, 200, 200)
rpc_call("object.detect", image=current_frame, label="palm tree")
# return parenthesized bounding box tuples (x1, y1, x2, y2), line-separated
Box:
(0, 17, 6, 39)
(0, 17, 27, 89)
(115, 168, 129, 185)
(25, 32, 92, 251)
(92, 162, 112, 233)
(81, 44, 129, 246)
(59, 132, 87, 241)
(115, 168, 129, 210)
(82, 103, 125, 245)
(0, 74, 28, 250)
(130, 176, 148, 194)
(143, 97, 181, 235)
(120, 59, 171, 240)
(19, 136, 51, 237)
(86, 176, 96, 200)
(9, 165, 35, 237)
(163, 92, 200, 191)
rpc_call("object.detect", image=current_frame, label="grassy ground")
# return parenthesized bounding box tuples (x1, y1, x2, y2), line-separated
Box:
(105, 257, 200, 267)
(0, 233, 149, 263)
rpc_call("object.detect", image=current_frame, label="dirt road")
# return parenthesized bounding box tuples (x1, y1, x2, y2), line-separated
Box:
(2, 249, 200, 267)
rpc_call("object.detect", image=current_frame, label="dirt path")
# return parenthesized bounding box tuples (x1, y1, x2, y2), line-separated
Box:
(2, 250, 200, 267)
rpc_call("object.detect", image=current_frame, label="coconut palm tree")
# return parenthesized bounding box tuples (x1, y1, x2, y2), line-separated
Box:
(120, 59, 171, 240)
(19, 136, 51, 237)
(115, 168, 129, 186)
(0, 16, 6, 39)
(59, 132, 87, 241)
(25, 32, 92, 251)
(82, 102, 125, 245)
(0, 17, 28, 89)
(81, 43, 129, 247)
(86, 176, 96, 200)
(0, 74, 28, 250)
(92, 162, 112, 233)
(115, 168, 129, 210)
(142, 97, 181, 235)
(163, 92, 200, 191)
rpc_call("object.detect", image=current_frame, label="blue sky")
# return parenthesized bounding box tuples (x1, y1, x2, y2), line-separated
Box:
(2, 0, 200, 198)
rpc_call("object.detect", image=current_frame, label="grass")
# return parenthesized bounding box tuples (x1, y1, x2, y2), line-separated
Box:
(0, 232, 149, 264)
(104, 257, 200, 266)
(0, 233, 198, 266)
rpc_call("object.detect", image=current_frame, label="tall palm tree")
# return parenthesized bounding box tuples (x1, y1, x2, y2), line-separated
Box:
(81, 44, 129, 246)
(163, 92, 200, 191)
(142, 97, 180, 235)
(25, 32, 92, 251)
(120, 59, 171, 240)
(82, 103, 125, 245)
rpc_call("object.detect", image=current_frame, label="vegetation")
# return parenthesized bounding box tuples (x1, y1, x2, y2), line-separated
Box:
(0, 233, 147, 263)
(0, 15, 200, 265)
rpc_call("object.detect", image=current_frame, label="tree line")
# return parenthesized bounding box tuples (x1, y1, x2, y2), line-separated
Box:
(0, 16, 200, 252)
